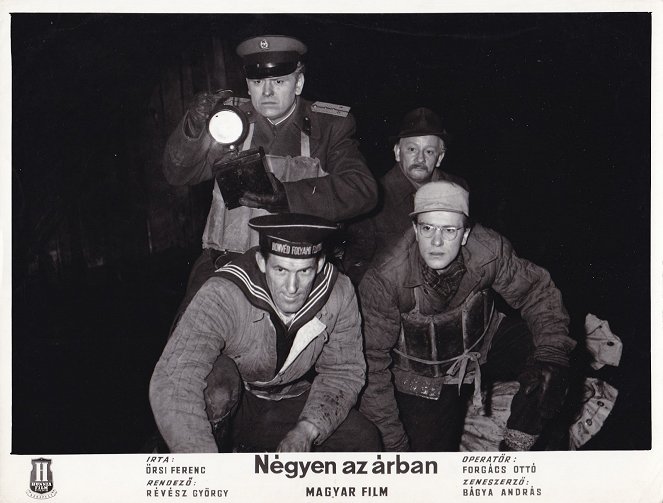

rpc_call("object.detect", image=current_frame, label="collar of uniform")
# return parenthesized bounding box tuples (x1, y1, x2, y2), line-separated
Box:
(267, 98, 318, 140)
(267, 98, 298, 126)
(291, 97, 317, 137)
(246, 97, 310, 135)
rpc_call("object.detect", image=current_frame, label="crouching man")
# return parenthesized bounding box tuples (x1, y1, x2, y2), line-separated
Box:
(150, 213, 379, 452)
(358, 181, 576, 451)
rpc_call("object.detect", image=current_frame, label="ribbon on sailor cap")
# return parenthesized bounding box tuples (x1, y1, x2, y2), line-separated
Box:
(249, 213, 338, 259)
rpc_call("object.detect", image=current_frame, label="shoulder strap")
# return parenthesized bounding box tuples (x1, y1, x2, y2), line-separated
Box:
(311, 101, 351, 118)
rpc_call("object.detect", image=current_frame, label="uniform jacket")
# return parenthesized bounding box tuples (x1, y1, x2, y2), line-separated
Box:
(149, 258, 365, 452)
(357, 224, 575, 451)
(162, 97, 378, 251)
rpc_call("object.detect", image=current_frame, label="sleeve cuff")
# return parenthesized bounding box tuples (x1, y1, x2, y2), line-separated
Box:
(532, 345, 570, 366)
(504, 428, 538, 451)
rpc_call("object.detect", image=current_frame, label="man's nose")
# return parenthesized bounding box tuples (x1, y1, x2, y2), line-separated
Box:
(286, 273, 299, 293)
(262, 81, 274, 96)
(416, 149, 426, 162)
(431, 229, 444, 246)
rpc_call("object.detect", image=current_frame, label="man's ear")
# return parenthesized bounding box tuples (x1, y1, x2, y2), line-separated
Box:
(412, 220, 419, 241)
(435, 150, 446, 167)
(316, 255, 326, 274)
(255, 251, 267, 273)
(461, 226, 471, 246)
(435, 138, 446, 167)
(393, 143, 401, 163)
(295, 73, 305, 96)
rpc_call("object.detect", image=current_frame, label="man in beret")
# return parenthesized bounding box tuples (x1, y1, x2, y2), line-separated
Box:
(343, 107, 465, 284)
(150, 214, 379, 452)
(358, 180, 576, 451)
(162, 35, 377, 322)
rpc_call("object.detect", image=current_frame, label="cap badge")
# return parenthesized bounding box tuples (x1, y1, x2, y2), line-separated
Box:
(260, 39, 269, 50)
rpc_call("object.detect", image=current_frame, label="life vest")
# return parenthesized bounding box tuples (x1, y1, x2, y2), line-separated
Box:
(393, 287, 503, 403)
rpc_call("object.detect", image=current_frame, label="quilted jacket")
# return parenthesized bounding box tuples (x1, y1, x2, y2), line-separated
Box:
(358, 224, 575, 450)
(150, 269, 365, 452)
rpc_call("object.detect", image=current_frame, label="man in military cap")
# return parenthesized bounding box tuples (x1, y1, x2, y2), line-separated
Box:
(358, 180, 576, 451)
(150, 213, 379, 452)
(163, 35, 377, 321)
(343, 107, 465, 284)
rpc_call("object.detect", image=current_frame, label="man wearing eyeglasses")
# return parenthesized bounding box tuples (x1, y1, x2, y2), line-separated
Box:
(358, 180, 576, 451)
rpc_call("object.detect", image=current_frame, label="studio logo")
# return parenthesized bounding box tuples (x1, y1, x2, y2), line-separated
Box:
(26, 458, 57, 499)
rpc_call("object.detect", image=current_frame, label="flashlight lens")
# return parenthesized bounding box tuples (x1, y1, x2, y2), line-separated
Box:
(209, 109, 244, 144)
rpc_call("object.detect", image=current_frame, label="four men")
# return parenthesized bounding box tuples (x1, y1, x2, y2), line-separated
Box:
(151, 33, 577, 452)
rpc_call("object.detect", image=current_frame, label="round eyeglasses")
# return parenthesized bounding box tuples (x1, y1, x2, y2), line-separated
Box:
(417, 223, 464, 241)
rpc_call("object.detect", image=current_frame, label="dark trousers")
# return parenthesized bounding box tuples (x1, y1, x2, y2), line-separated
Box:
(396, 316, 533, 452)
(204, 355, 380, 452)
(396, 385, 472, 451)
(232, 389, 381, 452)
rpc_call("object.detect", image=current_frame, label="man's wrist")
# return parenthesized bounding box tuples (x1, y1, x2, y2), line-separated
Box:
(294, 419, 321, 444)
(532, 345, 570, 367)
(503, 428, 538, 451)
(183, 112, 205, 139)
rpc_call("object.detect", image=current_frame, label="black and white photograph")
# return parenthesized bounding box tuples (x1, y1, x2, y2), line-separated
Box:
(1, 5, 661, 502)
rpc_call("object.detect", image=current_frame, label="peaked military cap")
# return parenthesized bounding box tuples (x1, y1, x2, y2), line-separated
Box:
(249, 213, 337, 258)
(236, 35, 307, 79)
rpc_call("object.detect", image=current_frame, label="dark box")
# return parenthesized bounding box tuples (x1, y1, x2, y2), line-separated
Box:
(213, 147, 276, 210)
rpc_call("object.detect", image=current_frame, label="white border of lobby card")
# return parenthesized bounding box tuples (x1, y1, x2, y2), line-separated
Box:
(0, 1, 661, 502)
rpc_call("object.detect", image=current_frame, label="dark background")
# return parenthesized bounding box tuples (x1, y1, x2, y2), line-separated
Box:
(11, 13, 651, 453)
